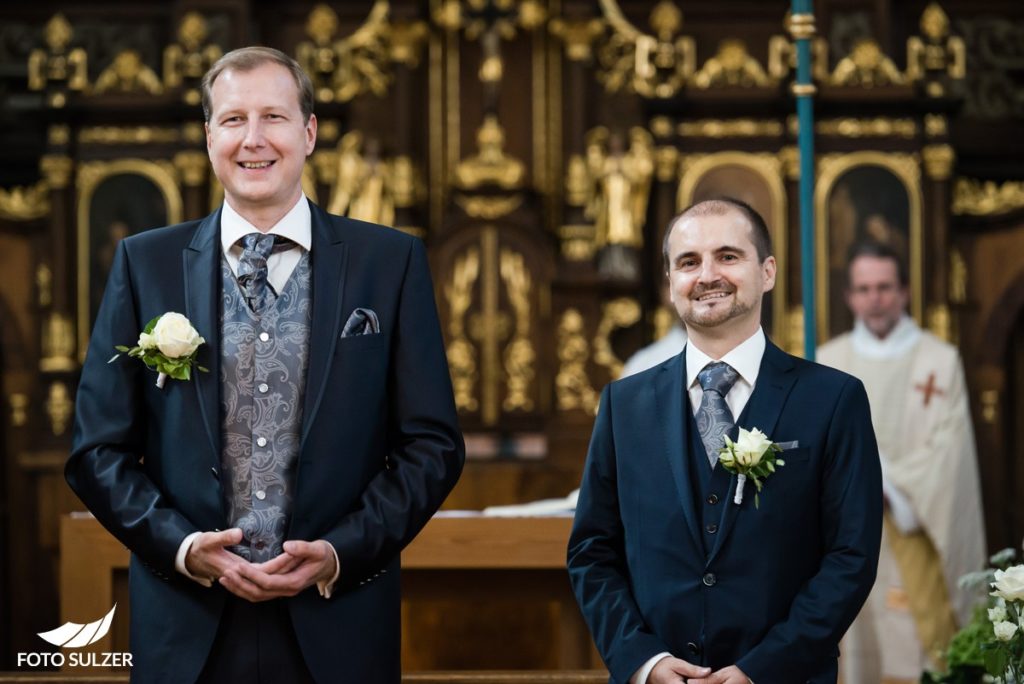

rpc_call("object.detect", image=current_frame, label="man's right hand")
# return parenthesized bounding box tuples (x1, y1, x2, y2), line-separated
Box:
(649, 656, 712, 683)
(184, 528, 247, 583)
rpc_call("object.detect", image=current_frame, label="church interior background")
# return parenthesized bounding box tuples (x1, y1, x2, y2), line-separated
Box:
(1, 0, 1024, 675)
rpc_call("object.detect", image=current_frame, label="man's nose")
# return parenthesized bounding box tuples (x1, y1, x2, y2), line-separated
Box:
(242, 120, 266, 147)
(698, 258, 720, 282)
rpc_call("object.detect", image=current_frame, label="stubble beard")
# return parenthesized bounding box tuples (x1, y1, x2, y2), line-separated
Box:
(684, 298, 753, 329)
(682, 281, 752, 329)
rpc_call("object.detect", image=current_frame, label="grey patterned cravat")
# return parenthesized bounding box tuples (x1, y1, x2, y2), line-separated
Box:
(236, 233, 280, 314)
(696, 361, 740, 468)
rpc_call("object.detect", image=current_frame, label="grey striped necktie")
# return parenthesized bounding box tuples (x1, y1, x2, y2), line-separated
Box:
(696, 361, 740, 468)
(237, 233, 289, 314)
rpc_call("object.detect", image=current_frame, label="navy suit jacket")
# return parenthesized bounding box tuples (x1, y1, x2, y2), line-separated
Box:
(67, 201, 464, 684)
(567, 341, 882, 684)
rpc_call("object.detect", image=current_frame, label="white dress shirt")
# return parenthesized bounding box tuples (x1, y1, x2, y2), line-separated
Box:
(632, 327, 767, 684)
(175, 195, 341, 597)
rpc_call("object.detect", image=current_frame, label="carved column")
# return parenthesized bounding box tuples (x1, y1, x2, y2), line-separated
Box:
(922, 141, 955, 341)
(174, 151, 208, 221)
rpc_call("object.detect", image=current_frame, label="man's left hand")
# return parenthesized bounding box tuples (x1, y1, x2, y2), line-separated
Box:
(218, 540, 337, 602)
(688, 665, 751, 684)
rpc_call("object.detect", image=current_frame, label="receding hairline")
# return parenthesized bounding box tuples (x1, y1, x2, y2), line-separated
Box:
(201, 46, 314, 123)
(663, 199, 769, 269)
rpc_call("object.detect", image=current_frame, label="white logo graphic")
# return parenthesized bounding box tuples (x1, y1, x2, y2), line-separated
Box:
(36, 604, 117, 648)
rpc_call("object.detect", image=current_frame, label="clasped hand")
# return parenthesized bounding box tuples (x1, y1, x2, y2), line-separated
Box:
(184, 528, 337, 602)
(650, 657, 750, 684)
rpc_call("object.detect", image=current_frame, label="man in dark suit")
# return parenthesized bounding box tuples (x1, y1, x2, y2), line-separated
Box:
(568, 198, 882, 684)
(66, 46, 464, 683)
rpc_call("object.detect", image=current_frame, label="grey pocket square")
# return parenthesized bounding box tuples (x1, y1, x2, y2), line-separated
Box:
(777, 440, 800, 450)
(341, 308, 380, 337)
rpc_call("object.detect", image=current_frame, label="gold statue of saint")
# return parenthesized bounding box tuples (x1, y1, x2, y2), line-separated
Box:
(585, 127, 654, 250)
(329, 131, 395, 226)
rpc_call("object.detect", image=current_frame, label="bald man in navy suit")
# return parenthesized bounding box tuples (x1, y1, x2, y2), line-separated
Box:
(568, 198, 881, 684)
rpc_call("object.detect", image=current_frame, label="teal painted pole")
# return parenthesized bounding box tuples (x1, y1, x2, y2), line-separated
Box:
(791, 2, 817, 360)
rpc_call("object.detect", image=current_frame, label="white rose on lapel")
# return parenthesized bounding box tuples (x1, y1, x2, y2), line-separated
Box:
(152, 312, 204, 358)
(732, 427, 775, 467)
(111, 312, 208, 389)
(718, 427, 785, 508)
(992, 565, 1024, 602)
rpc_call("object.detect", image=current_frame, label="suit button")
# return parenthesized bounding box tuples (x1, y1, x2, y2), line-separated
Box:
(707, 494, 719, 505)
(703, 572, 716, 587)
(687, 642, 701, 656)
(254, 540, 265, 551)
(706, 523, 718, 534)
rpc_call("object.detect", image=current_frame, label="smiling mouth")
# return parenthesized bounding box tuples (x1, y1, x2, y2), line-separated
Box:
(238, 161, 275, 169)
(696, 291, 732, 302)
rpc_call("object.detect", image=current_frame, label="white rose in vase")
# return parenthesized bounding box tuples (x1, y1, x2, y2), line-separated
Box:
(992, 565, 1024, 602)
(993, 620, 1019, 642)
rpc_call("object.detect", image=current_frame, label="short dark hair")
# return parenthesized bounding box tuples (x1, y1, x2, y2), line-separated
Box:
(845, 241, 909, 288)
(201, 46, 315, 123)
(662, 197, 773, 271)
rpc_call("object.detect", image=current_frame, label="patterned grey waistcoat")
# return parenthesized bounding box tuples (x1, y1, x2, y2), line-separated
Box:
(219, 252, 312, 562)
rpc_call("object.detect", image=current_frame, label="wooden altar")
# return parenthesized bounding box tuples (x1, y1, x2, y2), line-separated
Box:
(58, 514, 601, 673)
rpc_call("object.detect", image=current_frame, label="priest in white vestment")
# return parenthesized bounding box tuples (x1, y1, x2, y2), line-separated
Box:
(818, 242, 986, 684)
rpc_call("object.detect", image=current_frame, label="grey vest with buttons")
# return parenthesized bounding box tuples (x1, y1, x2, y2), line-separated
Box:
(219, 251, 312, 562)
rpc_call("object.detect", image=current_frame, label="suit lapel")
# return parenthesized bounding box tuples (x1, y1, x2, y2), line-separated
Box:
(183, 209, 223, 467)
(654, 351, 703, 552)
(707, 340, 797, 564)
(300, 201, 348, 447)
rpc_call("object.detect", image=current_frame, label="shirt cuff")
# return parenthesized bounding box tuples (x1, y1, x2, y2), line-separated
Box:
(316, 541, 340, 599)
(632, 652, 672, 684)
(882, 476, 919, 534)
(175, 531, 213, 587)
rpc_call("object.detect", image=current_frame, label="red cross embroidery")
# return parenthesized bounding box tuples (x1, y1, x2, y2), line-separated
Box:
(914, 372, 945, 407)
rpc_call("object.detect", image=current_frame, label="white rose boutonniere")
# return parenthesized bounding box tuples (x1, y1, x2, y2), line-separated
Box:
(717, 427, 785, 508)
(110, 312, 208, 388)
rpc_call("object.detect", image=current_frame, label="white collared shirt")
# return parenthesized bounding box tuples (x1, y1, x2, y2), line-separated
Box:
(685, 327, 766, 419)
(219, 194, 312, 293)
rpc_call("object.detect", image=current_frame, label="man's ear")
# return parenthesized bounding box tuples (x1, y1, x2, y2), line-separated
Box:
(305, 114, 318, 155)
(761, 256, 777, 292)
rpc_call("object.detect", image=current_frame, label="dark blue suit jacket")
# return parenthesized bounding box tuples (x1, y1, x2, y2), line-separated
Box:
(567, 341, 881, 684)
(67, 201, 464, 683)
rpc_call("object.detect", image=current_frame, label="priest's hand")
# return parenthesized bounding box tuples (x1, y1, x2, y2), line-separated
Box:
(218, 540, 337, 602)
(184, 528, 248, 584)
(648, 657, 712, 683)
(688, 665, 751, 684)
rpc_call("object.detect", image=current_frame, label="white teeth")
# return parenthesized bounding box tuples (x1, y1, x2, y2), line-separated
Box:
(241, 161, 272, 169)
(698, 292, 729, 301)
